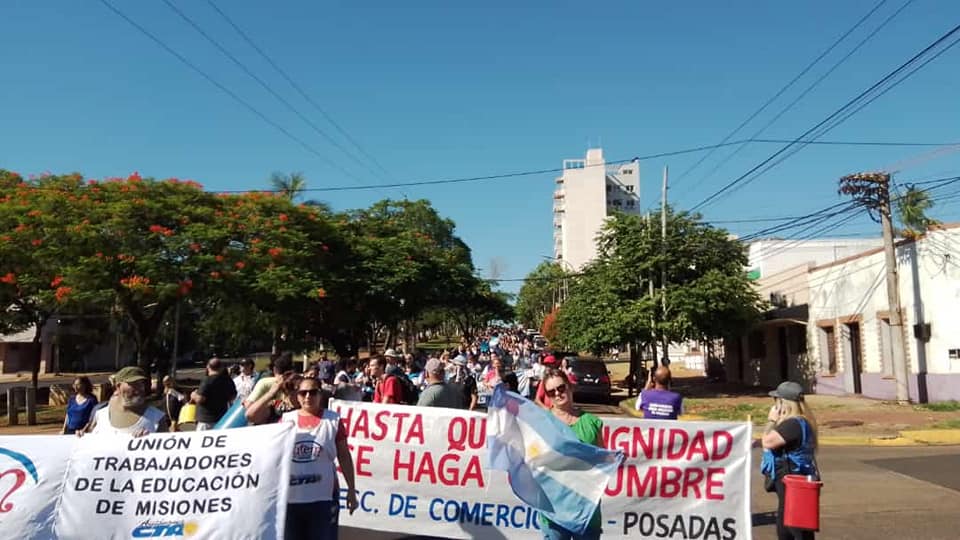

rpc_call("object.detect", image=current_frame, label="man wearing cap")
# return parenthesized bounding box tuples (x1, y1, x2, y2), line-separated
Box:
(449, 354, 478, 411)
(417, 359, 464, 409)
(192, 358, 237, 430)
(383, 348, 403, 377)
(233, 358, 258, 403)
(635, 366, 683, 420)
(87, 367, 167, 436)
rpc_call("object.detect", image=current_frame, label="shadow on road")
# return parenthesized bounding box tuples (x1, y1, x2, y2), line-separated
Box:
(672, 375, 773, 399)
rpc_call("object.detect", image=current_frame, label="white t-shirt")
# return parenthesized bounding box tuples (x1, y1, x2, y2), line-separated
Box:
(90, 405, 165, 436)
(282, 410, 340, 504)
(233, 374, 256, 402)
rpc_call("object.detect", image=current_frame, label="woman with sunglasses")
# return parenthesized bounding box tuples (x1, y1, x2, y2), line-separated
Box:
(282, 377, 359, 540)
(540, 368, 605, 540)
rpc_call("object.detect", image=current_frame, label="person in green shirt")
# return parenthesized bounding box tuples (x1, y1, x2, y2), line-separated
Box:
(539, 368, 604, 540)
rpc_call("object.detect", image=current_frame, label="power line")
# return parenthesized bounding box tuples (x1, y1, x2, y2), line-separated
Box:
(97, 0, 363, 182)
(205, 0, 391, 179)
(691, 23, 960, 212)
(682, 0, 915, 197)
(159, 0, 379, 183)
(216, 139, 960, 195)
(9, 139, 958, 198)
(673, 0, 890, 186)
(729, 32, 960, 207)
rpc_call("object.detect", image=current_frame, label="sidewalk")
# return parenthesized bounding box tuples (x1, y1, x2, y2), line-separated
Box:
(616, 367, 960, 446)
(0, 371, 114, 384)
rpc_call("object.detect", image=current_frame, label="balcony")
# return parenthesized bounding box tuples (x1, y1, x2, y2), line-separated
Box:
(553, 189, 564, 199)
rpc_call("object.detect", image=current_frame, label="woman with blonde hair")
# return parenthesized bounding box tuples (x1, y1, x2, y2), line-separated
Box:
(762, 381, 819, 540)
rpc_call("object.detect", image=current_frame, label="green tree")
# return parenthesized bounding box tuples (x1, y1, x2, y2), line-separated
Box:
(0, 171, 96, 388)
(556, 209, 762, 361)
(269, 171, 307, 201)
(515, 261, 567, 329)
(897, 184, 939, 237)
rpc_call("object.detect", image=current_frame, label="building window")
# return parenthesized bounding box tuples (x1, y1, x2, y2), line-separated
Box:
(606, 185, 612, 192)
(611, 199, 622, 207)
(878, 317, 894, 376)
(622, 169, 633, 174)
(626, 200, 635, 208)
(818, 326, 837, 374)
(626, 185, 634, 192)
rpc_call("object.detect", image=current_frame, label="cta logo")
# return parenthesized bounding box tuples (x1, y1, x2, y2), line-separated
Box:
(0, 447, 39, 514)
(131, 520, 199, 538)
(292, 440, 322, 463)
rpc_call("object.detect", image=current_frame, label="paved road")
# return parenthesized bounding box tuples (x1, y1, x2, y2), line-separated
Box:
(344, 445, 960, 540)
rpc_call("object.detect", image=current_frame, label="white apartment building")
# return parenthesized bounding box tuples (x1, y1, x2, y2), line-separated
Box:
(553, 148, 641, 270)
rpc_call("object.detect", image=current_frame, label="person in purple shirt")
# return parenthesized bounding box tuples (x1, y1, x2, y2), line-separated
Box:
(635, 366, 683, 420)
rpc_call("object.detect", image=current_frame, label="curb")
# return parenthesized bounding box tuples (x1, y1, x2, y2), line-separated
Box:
(617, 400, 960, 446)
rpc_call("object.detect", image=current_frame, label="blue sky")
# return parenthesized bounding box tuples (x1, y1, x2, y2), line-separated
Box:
(2, 1, 959, 293)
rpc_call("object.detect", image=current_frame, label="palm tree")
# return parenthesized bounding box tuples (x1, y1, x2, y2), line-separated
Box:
(269, 171, 307, 201)
(896, 184, 939, 237)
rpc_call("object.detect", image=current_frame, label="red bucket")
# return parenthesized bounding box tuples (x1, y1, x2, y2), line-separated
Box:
(783, 474, 823, 531)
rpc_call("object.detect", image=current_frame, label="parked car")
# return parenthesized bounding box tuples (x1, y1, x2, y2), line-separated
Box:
(567, 357, 612, 403)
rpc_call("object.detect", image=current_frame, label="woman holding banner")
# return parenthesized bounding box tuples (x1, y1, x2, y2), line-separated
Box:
(762, 381, 819, 540)
(540, 368, 604, 540)
(282, 377, 359, 540)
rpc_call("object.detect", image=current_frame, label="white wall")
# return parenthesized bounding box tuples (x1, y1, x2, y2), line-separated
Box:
(806, 227, 960, 399)
(748, 238, 883, 280)
(558, 149, 610, 270)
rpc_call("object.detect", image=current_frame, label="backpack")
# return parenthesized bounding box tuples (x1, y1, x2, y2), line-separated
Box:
(389, 374, 420, 405)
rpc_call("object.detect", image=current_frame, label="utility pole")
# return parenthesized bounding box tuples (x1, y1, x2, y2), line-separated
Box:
(840, 172, 910, 403)
(645, 213, 658, 369)
(661, 166, 670, 366)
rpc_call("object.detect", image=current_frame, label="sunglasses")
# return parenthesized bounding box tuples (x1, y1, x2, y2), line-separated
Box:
(297, 389, 320, 397)
(545, 384, 567, 397)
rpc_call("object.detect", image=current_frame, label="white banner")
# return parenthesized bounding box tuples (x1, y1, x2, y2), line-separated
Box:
(332, 400, 752, 540)
(0, 424, 294, 540)
(0, 435, 78, 539)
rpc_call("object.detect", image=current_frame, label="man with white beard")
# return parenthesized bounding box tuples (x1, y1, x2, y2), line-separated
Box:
(86, 366, 167, 436)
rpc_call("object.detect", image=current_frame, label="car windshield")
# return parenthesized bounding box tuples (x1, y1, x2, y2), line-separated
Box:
(573, 362, 607, 375)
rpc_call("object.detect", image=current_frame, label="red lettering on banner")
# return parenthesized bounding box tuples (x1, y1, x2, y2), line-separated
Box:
(606, 426, 737, 461)
(374, 411, 389, 440)
(686, 431, 709, 461)
(683, 467, 704, 498)
(338, 407, 425, 445)
(447, 417, 486, 451)
(393, 450, 485, 488)
(605, 465, 727, 500)
(403, 414, 424, 444)
(344, 444, 373, 477)
(660, 466, 682, 497)
(706, 467, 725, 500)
(712, 431, 733, 460)
(666, 430, 688, 460)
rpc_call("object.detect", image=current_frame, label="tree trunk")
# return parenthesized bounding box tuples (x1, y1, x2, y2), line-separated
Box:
(30, 315, 47, 391)
(661, 336, 670, 366)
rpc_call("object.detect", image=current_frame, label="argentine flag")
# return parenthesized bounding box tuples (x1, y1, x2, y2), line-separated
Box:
(487, 385, 624, 535)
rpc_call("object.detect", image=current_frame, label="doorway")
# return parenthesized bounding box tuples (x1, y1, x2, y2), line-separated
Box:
(844, 322, 863, 394)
